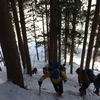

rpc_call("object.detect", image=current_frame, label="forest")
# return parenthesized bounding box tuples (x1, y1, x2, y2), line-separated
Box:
(0, 0, 100, 88)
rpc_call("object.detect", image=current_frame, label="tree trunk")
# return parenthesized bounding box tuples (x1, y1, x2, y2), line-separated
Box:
(70, 0, 77, 74)
(64, 4, 70, 64)
(85, 0, 100, 69)
(42, 12, 46, 62)
(92, 22, 100, 69)
(32, 0, 39, 61)
(45, 0, 48, 62)
(11, 0, 26, 70)
(49, 0, 58, 63)
(18, 0, 32, 76)
(0, 0, 24, 88)
(58, 7, 61, 63)
(80, 0, 92, 70)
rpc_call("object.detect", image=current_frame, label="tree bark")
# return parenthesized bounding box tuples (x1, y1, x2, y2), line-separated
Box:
(49, 0, 58, 63)
(0, 0, 24, 88)
(85, 0, 100, 69)
(18, 0, 32, 76)
(70, 0, 77, 74)
(92, 22, 100, 69)
(11, 0, 26, 70)
(80, 0, 92, 70)
(32, 0, 39, 61)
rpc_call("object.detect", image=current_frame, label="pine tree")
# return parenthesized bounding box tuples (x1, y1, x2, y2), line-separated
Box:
(0, 0, 24, 88)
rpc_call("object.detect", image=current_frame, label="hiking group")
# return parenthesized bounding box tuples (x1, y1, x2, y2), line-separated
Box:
(76, 67, 100, 97)
(38, 62, 100, 98)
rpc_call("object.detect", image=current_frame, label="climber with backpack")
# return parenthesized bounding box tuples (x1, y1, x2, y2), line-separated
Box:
(93, 73, 100, 96)
(76, 67, 82, 86)
(38, 62, 67, 97)
(60, 63, 66, 74)
(79, 70, 91, 97)
(32, 67, 37, 74)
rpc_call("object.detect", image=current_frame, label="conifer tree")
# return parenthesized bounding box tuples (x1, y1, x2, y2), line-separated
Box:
(0, 0, 24, 88)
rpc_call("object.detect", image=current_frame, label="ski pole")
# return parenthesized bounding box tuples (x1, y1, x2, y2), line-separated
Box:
(39, 85, 41, 95)
(83, 96, 85, 100)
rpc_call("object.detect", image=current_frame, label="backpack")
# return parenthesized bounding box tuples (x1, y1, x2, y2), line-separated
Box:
(50, 68, 62, 84)
(51, 62, 60, 69)
(97, 73, 100, 83)
(80, 70, 90, 85)
(86, 69, 94, 83)
(97, 73, 100, 79)
(51, 69, 60, 79)
(94, 74, 100, 86)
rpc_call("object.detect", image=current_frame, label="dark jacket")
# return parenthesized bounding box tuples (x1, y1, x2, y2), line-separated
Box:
(80, 70, 90, 86)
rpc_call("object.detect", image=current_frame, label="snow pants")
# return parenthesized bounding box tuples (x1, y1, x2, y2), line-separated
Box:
(79, 83, 89, 95)
(52, 81, 63, 95)
(78, 75, 81, 85)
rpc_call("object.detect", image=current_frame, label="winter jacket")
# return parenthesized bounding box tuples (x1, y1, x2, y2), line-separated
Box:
(80, 70, 90, 86)
(39, 68, 67, 84)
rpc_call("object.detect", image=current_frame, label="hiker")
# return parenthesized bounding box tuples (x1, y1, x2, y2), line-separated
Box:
(93, 73, 100, 96)
(79, 70, 91, 97)
(32, 67, 37, 74)
(43, 65, 48, 74)
(76, 67, 82, 86)
(60, 63, 66, 74)
(42, 62, 52, 73)
(38, 62, 67, 97)
(43, 62, 52, 74)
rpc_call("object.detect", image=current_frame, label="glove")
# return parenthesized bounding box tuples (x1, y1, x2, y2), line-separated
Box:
(38, 81, 42, 86)
(64, 79, 67, 83)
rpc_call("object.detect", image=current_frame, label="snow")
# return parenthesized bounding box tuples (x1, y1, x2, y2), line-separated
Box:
(0, 1, 99, 99)
(0, 40, 100, 100)
(0, 59, 100, 100)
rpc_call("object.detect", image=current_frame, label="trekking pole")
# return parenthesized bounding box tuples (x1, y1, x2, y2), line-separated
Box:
(38, 81, 42, 95)
(39, 85, 41, 95)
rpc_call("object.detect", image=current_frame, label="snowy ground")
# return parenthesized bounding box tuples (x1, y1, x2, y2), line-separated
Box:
(0, 60, 100, 100)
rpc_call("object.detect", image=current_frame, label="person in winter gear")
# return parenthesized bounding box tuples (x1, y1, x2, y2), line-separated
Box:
(43, 62, 53, 74)
(60, 63, 66, 74)
(38, 62, 67, 97)
(43, 65, 49, 74)
(32, 68, 37, 74)
(86, 69, 95, 83)
(93, 73, 100, 96)
(76, 67, 82, 86)
(79, 70, 91, 97)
